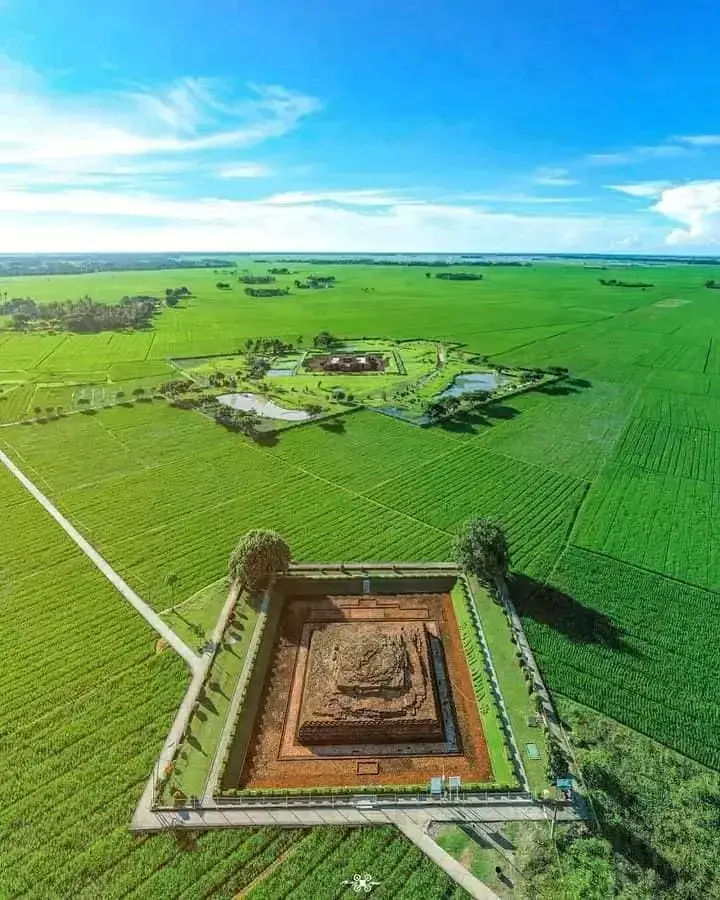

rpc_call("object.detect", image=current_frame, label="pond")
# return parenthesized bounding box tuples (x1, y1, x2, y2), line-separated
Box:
(437, 371, 507, 399)
(266, 367, 296, 377)
(217, 393, 313, 421)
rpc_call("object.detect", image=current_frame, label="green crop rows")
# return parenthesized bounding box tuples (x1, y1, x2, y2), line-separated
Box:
(5, 259, 720, 895)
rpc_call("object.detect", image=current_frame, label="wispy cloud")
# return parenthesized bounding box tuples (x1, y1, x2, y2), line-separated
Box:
(0, 186, 665, 253)
(453, 192, 589, 204)
(677, 134, 720, 147)
(0, 55, 321, 189)
(606, 181, 672, 198)
(263, 189, 416, 206)
(532, 167, 578, 186)
(218, 163, 274, 178)
(585, 144, 689, 166)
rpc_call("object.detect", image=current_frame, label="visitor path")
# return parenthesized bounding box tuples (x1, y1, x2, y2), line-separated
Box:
(0, 446, 199, 671)
(203, 594, 270, 803)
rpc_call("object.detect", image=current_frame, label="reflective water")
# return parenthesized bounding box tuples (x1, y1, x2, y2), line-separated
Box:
(217, 393, 312, 421)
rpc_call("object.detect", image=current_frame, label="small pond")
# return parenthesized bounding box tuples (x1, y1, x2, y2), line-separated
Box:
(437, 371, 507, 399)
(217, 392, 312, 421)
(266, 367, 296, 377)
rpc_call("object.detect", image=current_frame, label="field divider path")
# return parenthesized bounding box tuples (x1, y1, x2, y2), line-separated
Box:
(393, 811, 501, 900)
(0, 445, 199, 671)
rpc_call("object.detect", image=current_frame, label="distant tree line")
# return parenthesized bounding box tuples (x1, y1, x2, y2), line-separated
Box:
(255, 257, 531, 267)
(244, 287, 290, 298)
(242, 336, 296, 356)
(598, 278, 655, 288)
(294, 275, 336, 290)
(240, 274, 277, 284)
(0, 254, 236, 278)
(3, 295, 160, 333)
(432, 272, 484, 281)
(267, 267, 291, 275)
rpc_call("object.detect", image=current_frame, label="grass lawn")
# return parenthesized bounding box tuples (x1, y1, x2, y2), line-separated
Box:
(468, 577, 551, 795)
(450, 583, 517, 788)
(433, 825, 517, 897)
(163, 593, 259, 802)
(161, 577, 229, 652)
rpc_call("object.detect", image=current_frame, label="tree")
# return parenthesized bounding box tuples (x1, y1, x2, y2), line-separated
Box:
(165, 572, 179, 605)
(454, 517, 510, 586)
(313, 330, 339, 350)
(228, 529, 291, 590)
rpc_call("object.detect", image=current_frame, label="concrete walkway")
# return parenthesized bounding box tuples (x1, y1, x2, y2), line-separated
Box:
(0, 446, 199, 671)
(130, 796, 578, 833)
(394, 811, 501, 900)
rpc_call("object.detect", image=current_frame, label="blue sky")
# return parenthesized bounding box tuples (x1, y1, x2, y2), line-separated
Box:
(1, 0, 720, 252)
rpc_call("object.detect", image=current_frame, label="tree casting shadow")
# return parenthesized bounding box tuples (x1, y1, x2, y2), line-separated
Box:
(512, 574, 633, 653)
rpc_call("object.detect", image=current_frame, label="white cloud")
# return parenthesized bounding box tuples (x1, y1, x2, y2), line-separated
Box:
(533, 167, 578, 186)
(585, 144, 689, 166)
(263, 189, 416, 206)
(0, 55, 320, 189)
(652, 180, 720, 245)
(218, 163, 274, 178)
(453, 192, 588, 204)
(677, 135, 720, 147)
(606, 181, 672, 198)
(0, 186, 665, 253)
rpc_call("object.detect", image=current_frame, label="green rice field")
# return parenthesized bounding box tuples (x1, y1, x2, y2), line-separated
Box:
(4, 257, 720, 894)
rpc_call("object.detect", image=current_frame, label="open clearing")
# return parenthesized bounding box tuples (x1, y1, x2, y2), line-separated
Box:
(4, 257, 720, 895)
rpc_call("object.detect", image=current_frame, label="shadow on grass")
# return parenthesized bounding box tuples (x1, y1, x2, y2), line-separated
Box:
(588, 768, 678, 889)
(512, 574, 633, 653)
(253, 430, 279, 447)
(319, 418, 346, 434)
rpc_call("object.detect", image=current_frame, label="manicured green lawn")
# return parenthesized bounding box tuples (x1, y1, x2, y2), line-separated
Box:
(450, 583, 517, 788)
(468, 577, 551, 795)
(161, 577, 229, 652)
(163, 593, 259, 802)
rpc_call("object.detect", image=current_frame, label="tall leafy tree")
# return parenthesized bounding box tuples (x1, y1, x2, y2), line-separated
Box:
(228, 529, 291, 590)
(454, 517, 510, 585)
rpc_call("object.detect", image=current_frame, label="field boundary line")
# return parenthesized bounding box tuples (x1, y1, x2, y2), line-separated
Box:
(567, 545, 720, 597)
(0, 445, 200, 670)
(247, 440, 454, 539)
(234, 831, 306, 897)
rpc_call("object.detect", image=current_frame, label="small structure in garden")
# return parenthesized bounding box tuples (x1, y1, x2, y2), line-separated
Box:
(305, 353, 388, 373)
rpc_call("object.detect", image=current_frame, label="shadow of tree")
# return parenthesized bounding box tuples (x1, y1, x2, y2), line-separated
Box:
(512, 574, 633, 653)
(186, 734, 206, 754)
(199, 693, 219, 714)
(587, 768, 678, 889)
(254, 430, 279, 447)
(319, 418, 346, 434)
(535, 383, 580, 396)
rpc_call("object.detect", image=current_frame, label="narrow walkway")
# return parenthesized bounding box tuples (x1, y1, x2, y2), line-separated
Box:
(203, 595, 270, 802)
(393, 811, 501, 900)
(0, 446, 199, 671)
